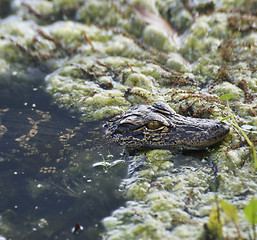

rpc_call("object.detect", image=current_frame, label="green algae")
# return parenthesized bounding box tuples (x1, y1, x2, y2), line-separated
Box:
(213, 82, 244, 99)
(77, 0, 146, 37)
(182, 13, 233, 62)
(0, 0, 257, 239)
(124, 73, 154, 91)
(142, 24, 177, 52)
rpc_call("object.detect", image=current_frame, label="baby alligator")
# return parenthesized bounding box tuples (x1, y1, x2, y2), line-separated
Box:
(105, 101, 230, 150)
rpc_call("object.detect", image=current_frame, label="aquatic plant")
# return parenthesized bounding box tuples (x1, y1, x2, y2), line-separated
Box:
(219, 200, 242, 239)
(244, 199, 257, 240)
(205, 204, 224, 240)
(51, 178, 87, 198)
(205, 198, 257, 240)
(220, 93, 257, 169)
(93, 152, 125, 173)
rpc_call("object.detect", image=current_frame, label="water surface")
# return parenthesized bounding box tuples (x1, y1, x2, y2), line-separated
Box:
(0, 87, 127, 240)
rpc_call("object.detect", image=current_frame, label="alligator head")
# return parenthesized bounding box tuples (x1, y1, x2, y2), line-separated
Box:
(105, 101, 230, 150)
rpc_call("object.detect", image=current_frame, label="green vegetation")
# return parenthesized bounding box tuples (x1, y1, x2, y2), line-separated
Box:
(219, 200, 241, 239)
(1, 0, 257, 239)
(220, 93, 257, 169)
(93, 152, 125, 173)
(205, 198, 257, 240)
(205, 205, 224, 239)
(244, 199, 257, 240)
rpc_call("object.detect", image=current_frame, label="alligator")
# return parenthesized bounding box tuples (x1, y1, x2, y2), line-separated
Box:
(105, 101, 230, 151)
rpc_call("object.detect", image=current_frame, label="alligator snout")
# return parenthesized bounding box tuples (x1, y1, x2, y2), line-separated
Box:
(214, 121, 230, 135)
(188, 120, 230, 149)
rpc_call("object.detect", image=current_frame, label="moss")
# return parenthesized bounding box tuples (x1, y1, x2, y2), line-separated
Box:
(166, 53, 191, 72)
(140, 64, 165, 79)
(193, 57, 220, 80)
(124, 72, 153, 91)
(0, 18, 36, 62)
(46, 70, 132, 121)
(146, 149, 174, 162)
(173, 225, 204, 239)
(105, 36, 145, 57)
(251, 117, 257, 126)
(212, 82, 244, 99)
(45, 54, 153, 121)
(149, 194, 175, 212)
(77, 0, 146, 37)
(129, 0, 157, 11)
(216, 0, 251, 10)
(125, 181, 150, 201)
(19, 1, 55, 19)
(1, 17, 36, 39)
(142, 24, 177, 52)
(102, 216, 121, 231)
(53, 0, 83, 8)
(49, 21, 112, 48)
(210, 13, 231, 39)
(182, 13, 232, 61)
(245, 33, 257, 45)
(81, 92, 130, 120)
(77, 0, 120, 25)
(102, 56, 137, 69)
(225, 147, 248, 166)
(169, 9, 192, 31)
(156, 0, 191, 32)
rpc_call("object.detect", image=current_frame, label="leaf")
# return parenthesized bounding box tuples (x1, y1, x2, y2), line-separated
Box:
(220, 200, 238, 223)
(226, 102, 257, 169)
(206, 205, 223, 239)
(133, 5, 175, 38)
(219, 93, 235, 101)
(111, 159, 125, 167)
(244, 199, 257, 225)
(220, 115, 232, 121)
(93, 162, 111, 168)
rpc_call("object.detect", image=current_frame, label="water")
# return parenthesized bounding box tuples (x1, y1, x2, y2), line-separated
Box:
(0, 87, 127, 239)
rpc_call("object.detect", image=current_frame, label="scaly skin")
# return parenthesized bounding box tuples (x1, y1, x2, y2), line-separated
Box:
(105, 102, 230, 150)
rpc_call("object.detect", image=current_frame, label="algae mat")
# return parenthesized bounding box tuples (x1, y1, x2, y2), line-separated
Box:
(0, 0, 257, 239)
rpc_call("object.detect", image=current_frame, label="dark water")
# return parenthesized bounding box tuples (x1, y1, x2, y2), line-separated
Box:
(0, 86, 127, 239)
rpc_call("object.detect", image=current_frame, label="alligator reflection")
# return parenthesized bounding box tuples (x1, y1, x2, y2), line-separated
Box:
(0, 108, 127, 240)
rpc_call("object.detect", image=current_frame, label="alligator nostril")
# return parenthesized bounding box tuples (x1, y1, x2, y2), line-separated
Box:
(217, 121, 230, 134)
(222, 122, 230, 130)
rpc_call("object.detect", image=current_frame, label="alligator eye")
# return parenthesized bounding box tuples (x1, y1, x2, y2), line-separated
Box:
(147, 121, 161, 130)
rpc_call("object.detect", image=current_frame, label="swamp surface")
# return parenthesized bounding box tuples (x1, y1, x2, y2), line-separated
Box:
(0, 0, 257, 239)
